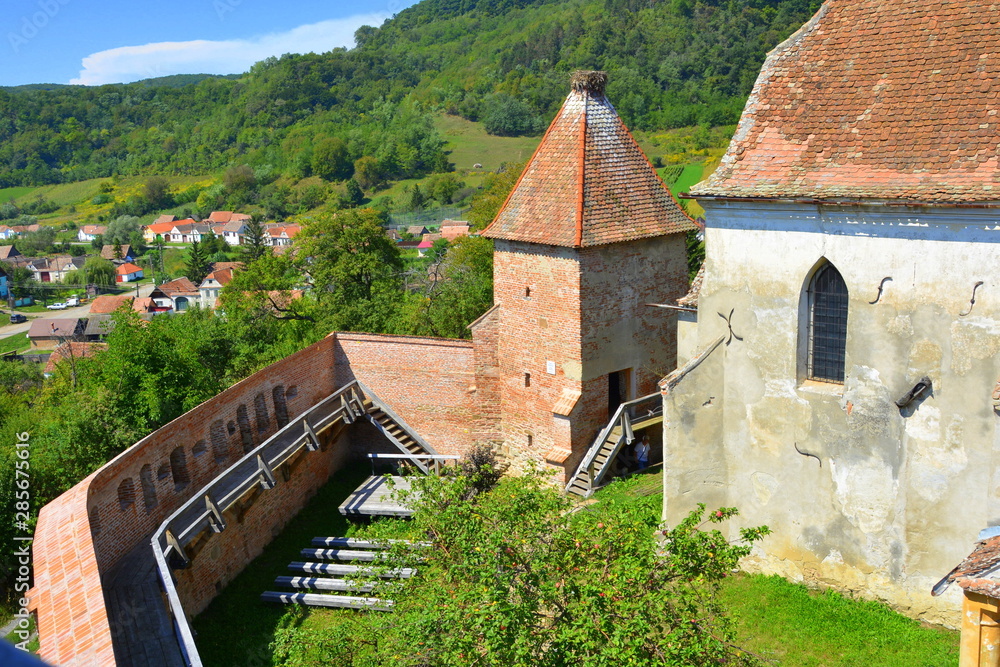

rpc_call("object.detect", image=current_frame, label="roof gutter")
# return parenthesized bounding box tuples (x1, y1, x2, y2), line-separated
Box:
(678, 193, 1000, 209)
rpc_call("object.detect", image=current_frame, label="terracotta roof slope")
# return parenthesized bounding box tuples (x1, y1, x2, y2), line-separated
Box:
(483, 71, 694, 248)
(693, 0, 1000, 204)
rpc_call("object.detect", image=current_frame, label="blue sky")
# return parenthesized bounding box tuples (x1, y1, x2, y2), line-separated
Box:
(0, 0, 418, 86)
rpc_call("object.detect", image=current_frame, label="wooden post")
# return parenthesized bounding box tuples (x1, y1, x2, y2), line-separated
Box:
(257, 454, 277, 490)
(164, 530, 190, 568)
(303, 419, 320, 452)
(205, 494, 226, 533)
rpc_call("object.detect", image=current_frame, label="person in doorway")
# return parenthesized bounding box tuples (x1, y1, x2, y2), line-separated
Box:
(634, 435, 650, 470)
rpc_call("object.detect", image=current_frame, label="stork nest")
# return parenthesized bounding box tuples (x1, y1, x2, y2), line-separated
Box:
(571, 70, 607, 94)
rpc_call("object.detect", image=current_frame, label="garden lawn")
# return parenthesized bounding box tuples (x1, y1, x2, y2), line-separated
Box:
(720, 574, 959, 666)
(191, 462, 394, 667)
(0, 334, 30, 355)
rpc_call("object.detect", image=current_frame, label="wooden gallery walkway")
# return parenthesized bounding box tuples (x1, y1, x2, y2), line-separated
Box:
(105, 541, 186, 667)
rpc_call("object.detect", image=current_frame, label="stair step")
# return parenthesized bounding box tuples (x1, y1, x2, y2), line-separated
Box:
(275, 576, 374, 593)
(288, 561, 416, 579)
(300, 549, 382, 561)
(261, 591, 393, 611)
(311, 537, 432, 550)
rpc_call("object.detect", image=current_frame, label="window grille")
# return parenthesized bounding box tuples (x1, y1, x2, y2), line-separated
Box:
(807, 263, 848, 383)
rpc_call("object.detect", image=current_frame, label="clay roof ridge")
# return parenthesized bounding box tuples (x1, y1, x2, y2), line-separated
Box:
(481, 95, 568, 241)
(576, 95, 587, 248)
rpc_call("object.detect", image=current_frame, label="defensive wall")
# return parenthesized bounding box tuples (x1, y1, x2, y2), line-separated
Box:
(31, 329, 498, 666)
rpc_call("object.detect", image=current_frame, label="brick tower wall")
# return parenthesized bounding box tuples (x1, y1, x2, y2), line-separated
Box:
(493, 235, 689, 482)
(492, 241, 583, 472)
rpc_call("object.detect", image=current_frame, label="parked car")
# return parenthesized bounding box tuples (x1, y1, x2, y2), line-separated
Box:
(46, 302, 67, 310)
(66, 296, 80, 307)
(9, 313, 26, 324)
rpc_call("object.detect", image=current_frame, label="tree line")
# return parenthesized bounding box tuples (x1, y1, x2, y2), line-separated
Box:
(0, 0, 817, 188)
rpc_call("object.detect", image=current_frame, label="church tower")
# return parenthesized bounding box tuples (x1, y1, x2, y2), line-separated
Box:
(482, 71, 695, 481)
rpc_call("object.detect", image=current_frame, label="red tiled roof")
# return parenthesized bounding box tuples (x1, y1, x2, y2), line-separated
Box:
(89, 294, 133, 314)
(207, 211, 252, 223)
(43, 341, 107, 374)
(132, 297, 157, 313)
(116, 262, 143, 275)
(933, 534, 1000, 596)
(153, 214, 177, 224)
(155, 277, 199, 296)
(209, 261, 244, 273)
(203, 268, 234, 286)
(145, 222, 176, 235)
(81, 225, 106, 235)
(678, 265, 705, 308)
(483, 72, 694, 247)
(693, 0, 1000, 204)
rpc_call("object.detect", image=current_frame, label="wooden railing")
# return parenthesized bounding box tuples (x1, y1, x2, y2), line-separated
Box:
(565, 392, 663, 495)
(150, 379, 439, 667)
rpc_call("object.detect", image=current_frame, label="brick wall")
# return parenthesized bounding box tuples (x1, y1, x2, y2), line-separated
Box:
(173, 427, 351, 615)
(493, 235, 688, 482)
(32, 334, 339, 666)
(493, 241, 583, 474)
(333, 332, 490, 455)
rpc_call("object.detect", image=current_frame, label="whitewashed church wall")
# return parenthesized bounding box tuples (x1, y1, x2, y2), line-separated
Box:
(665, 199, 1000, 626)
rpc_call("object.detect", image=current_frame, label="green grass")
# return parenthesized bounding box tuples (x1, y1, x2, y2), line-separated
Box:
(192, 462, 381, 667)
(0, 334, 30, 355)
(434, 114, 541, 172)
(720, 574, 959, 666)
(0, 187, 36, 204)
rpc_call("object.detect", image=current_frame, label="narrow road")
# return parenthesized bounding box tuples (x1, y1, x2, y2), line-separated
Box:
(0, 283, 156, 341)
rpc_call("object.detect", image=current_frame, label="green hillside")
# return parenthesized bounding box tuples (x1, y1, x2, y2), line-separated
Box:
(0, 0, 817, 193)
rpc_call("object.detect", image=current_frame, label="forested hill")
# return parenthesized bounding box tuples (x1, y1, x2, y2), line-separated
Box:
(0, 0, 818, 188)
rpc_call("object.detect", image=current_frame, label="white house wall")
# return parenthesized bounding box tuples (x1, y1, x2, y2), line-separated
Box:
(665, 199, 1000, 625)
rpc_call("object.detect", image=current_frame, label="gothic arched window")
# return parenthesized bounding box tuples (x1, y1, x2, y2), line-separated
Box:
(807, 263, 849, 383)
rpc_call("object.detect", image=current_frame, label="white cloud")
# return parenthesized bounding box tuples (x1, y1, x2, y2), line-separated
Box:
(69, 15, 388, 85)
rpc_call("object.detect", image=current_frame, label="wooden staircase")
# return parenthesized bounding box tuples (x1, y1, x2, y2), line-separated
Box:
(565, 393, 663, 498)
(363, 401, 437, 473)
(261, 537, 421, 611)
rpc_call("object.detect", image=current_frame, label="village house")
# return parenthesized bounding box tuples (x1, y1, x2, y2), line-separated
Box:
(660, 0, 1000, 628)
(0, 225, 17, 240)
(27, 318, 86, 350)
(143, 221, 177, 243)
(440, 220, 471, 242)
(29, 256, 84, 283)
(168, 220, 212, 244)
(215, 219, 248, 245)
(77, 225, 106, 242)
(89, 294, 134, 315)
(206, 210, 251, 225)
(263, 223, 300, 247)
(115, 262, 144, 283)
(150, 276, 199, 311)
(99, 244, 133, 262)
(199, 267, 234, 309)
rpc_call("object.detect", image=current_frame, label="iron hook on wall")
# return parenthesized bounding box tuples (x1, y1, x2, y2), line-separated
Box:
(718, 308, 743, 345)
(960, 281, 984, 317)
(869, 277, 892, 305)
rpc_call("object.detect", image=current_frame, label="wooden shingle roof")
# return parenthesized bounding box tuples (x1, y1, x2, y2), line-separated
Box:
(693, 0, 1000, 204)
(483, 71, 694, 248)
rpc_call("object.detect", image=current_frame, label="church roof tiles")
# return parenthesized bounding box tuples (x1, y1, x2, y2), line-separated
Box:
(693, 0, 1000, 204)
(483, 71, 694, 248)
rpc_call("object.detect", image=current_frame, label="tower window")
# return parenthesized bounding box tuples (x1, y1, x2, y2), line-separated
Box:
(525, 286, 531, 298)
(524, 372, 531, 387)
(806, 263, 849, 383)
